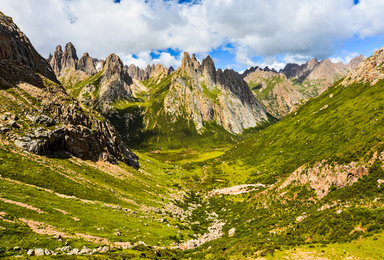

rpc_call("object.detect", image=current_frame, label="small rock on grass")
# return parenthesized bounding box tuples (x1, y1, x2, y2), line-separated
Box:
(34, 248, 45, 256)
(27, 249, 34, 256)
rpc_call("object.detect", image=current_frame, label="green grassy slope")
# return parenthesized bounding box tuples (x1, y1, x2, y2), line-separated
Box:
(0, 144, 188, 251)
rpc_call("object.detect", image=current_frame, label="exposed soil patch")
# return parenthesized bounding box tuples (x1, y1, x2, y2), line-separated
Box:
(208, 184, 266, 196)
(0, 197, 45, 214)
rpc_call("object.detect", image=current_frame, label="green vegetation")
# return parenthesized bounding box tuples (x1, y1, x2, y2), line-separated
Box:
(252, 74, 285, 99)
(62, 70, 103, 99)
(201, 83, 221, 103)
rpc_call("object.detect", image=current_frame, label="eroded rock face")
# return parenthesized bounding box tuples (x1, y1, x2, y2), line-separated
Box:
(280, 160, 369, 198)
(342, 47, 384, 86)
(164, 52, 269, 134)
(243, 68, 304, 119)
(0, 11, 139, 169)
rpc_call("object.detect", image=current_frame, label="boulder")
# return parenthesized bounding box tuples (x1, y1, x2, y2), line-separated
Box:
(34, 248, 45, 256)
(33, 115, 56, 127)
(27, 249, 34, 256)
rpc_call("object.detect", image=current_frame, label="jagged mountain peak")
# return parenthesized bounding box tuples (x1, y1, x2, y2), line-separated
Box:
(78, 52, 97, 75)
(127, 63, 171, 81)
(104, 53, 126, 78)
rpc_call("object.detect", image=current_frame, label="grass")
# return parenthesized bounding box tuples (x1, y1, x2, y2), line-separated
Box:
(0, 145, 193, 257)
(63, 70, 103, 99)
(201, 83, 221, 104)
(268, 232, 384, 259)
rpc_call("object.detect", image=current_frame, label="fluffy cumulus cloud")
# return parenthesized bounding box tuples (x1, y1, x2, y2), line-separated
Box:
(0, 0, 382, 69)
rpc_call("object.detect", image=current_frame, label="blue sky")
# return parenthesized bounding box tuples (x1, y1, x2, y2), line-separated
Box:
(1, 0, 383, 71)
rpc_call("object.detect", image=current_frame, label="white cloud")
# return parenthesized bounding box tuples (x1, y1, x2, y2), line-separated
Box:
(152, 52, 181, 69)
(283, 54, 313, 65)
(352, 0, 384, 38)
(0, 0, 382, 69)
(330, 51, 360, 64)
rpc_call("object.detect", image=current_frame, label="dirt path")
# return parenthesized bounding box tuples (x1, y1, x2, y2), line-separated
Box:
(208, 184, 266, 196)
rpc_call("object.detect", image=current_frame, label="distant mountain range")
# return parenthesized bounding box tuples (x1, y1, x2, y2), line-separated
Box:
(241, 55, 364, 118)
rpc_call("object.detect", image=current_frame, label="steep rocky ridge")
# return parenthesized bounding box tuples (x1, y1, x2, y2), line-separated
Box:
(0, 11, 139, 169)
(164, 53, 269, 134)
(242, 56, 364, 118)
(0, 13, 58, 87)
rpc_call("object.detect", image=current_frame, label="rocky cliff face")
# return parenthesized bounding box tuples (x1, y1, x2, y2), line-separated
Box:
(0, 12, 139, 169)
(0, 13, 58, 86)
(164, 52, 269, 134)
(342, 47, 384, 86)
(96, 53, 134, 112)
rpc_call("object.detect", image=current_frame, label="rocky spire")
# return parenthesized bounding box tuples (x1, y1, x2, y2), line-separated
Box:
(62, 42, 78, 71)
(78, 52, 96, 75)
(104, 53, 131, 84)
(165, 52, 269, 134)
(202, 55, 216, 84)
(49, 45, 64, 76)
